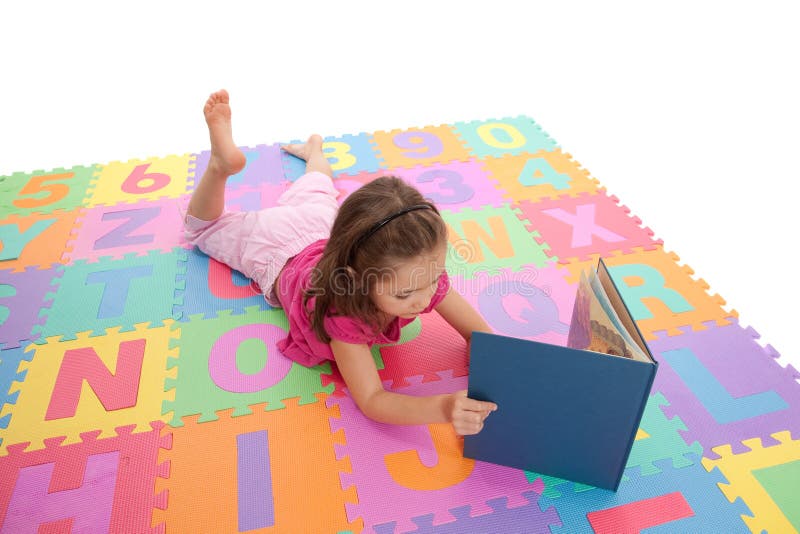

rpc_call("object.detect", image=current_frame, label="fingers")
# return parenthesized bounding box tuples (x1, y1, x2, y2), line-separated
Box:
(453, 420, 483, 436)
(463, 398, 498, 414)
(453, 411, 489, 435)
(454, 390, 498, 413)
(451, 390, 498, 436)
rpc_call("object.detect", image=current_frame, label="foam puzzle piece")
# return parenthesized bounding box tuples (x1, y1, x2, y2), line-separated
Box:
(0, 323, 176, 453)
(322, 316, 422, 397)
(539, 456, 752, 533)
(393, 160, 508, 212)
(0, 210, 79, 272)
(0, 266, 59, 348)
(0, 344, 35, 447)
(174, 247, 272, 321)
(514, 191, 662, 262)
(64, 198, 187, 264)
(34, 249, 185, 340)
(623, 393, 703, 478)
(193, 143, 286, 187)
(85, 155, 192, 207)
(442, 204, 554, 278)
(0, 421, 170, 534)
(482, 149, 602, 203)
(163, 306, 333, 425)
(0, 165, 96, 217)
(451, 263, 575, 347)
(522, 431, 652, 496)
(560, 247, 738, 338)
(328, 371, 542, 533)
(702, 431, 800, 533)
(284, 133, 384, 181)
(453, 116, 558, 158)
(397, 490, 562, 533)
(328, 169, 385, 203)
(154, 396, 359, 533)
(371, 125, 472, 168)
(375, 311, 468, 389)
(224, 182, 290, 211)
(751, 459, 800, 531)
(651, 320, 800, 456)
(330, 160, 509, 214)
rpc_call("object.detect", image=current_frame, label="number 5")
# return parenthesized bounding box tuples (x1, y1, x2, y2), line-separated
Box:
(13, 173, 73, 208)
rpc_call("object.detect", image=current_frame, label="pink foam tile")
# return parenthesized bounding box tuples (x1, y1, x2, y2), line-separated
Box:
(379, 311, 469, 389)
(450, 263, 576, 347)
(0, 422, 170, 533)
(391, 160, 507, 212)
(65, 198, 185, 263)
(328, 371, 542, 532)
(331, 160, 506, 211)
(514, 192, 661, 262)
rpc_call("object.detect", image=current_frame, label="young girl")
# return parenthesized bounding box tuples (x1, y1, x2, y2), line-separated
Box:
(185, 90, 498, 436)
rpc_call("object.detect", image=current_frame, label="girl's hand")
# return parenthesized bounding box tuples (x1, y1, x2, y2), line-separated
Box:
(448, 390, 498, 436)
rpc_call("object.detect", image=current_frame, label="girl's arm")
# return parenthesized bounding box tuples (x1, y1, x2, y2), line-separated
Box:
(434, 286, 493, 343)
(331, 338, 496, 434)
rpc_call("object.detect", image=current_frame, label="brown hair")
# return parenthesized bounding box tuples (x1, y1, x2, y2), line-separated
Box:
(304, 176, 448, 343)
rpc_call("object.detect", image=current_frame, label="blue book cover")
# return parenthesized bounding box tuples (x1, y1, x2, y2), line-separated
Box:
(463, 259, 657, 490)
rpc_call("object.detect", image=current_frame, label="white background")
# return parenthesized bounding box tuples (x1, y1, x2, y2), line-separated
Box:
(2, 1, 797, 371)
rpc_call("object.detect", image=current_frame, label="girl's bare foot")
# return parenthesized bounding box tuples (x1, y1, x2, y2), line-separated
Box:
(281, 134, 324, 161)
(204, 90, 247, 176)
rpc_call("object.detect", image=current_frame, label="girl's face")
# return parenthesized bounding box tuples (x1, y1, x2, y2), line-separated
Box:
(370, 245, 448, 320)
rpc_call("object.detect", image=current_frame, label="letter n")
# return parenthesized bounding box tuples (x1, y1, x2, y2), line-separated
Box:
(45, 339, 146, 420)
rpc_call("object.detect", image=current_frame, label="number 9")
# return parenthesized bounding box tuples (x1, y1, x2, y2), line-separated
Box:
(393, 131, 443, 159)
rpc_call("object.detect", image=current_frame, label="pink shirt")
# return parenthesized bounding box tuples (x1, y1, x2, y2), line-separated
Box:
(275, 239, 451, 367)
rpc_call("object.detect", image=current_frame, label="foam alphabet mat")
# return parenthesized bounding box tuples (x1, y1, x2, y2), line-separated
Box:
(1, 117, 798, 532)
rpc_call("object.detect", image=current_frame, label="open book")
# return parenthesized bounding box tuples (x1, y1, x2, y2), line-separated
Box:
(567, 259, 651, 362)
(464, 259, 658, 490)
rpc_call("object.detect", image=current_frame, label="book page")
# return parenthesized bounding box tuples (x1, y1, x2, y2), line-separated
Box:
(587, 270, 650, 362)
(595, 260, 653, 362)
(567, 270, 649, 362)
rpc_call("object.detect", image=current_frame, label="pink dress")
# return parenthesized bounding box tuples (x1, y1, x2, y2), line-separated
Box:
(184, 171, 450, 366)
(275, 239, 451, 367)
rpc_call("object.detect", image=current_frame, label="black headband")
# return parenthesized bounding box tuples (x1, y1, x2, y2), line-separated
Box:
(349, 204, 432, 265)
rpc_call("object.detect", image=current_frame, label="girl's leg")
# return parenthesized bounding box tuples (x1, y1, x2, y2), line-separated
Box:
(282, 134, 332, 177)
(187, 89, 247, 221)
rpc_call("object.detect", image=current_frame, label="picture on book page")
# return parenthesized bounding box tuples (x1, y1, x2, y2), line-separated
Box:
(567, 268, 648, 361)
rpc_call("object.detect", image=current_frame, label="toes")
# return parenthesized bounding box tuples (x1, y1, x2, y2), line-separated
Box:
(207, 89, 229, 106)
(281, 143, 305, 157)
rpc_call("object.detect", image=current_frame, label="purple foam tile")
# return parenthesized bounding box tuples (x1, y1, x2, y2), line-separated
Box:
(225, 183, 292, 212)
(0, 267, 59, 348)
(404, 490, 560, 533)
(192, 144, 285, 189)
(650, 320, 800, 457)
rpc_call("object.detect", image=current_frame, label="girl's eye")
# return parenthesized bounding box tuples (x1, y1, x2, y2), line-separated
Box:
(396, 294, 410, 300)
